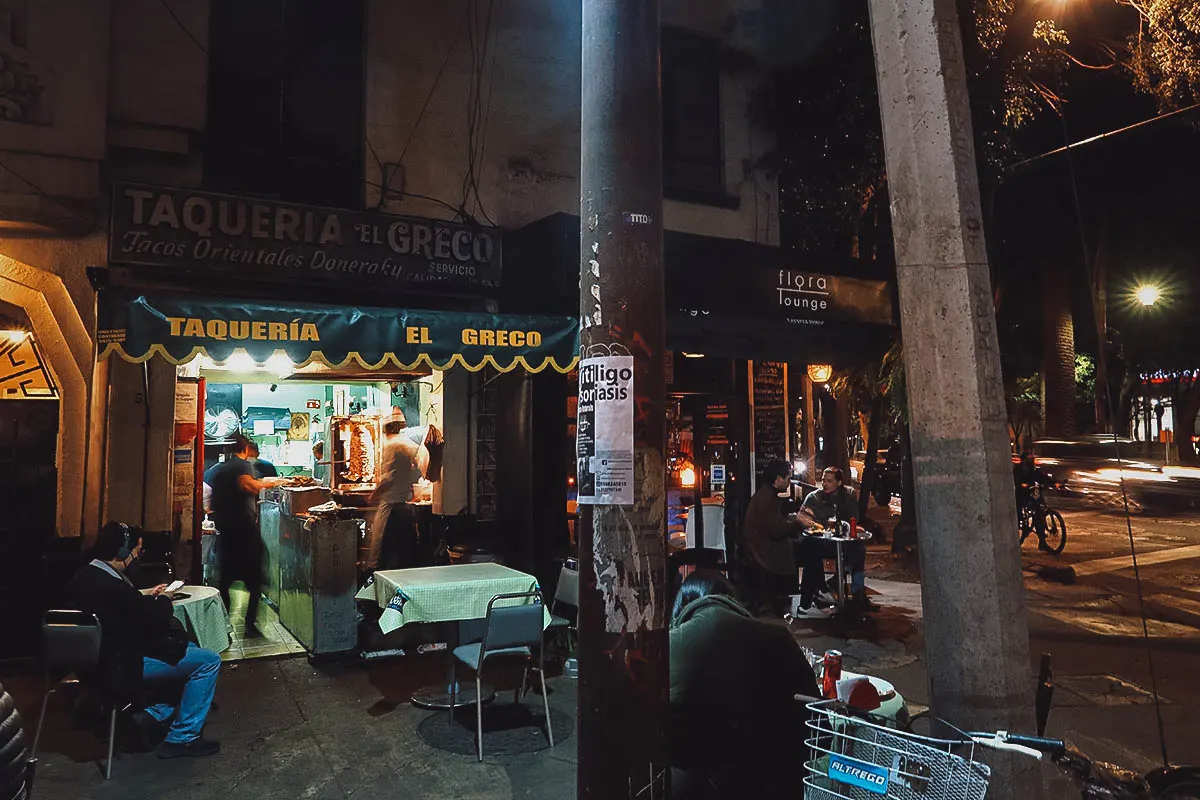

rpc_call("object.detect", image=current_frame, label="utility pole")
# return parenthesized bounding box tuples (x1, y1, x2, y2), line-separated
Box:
(866, 0, 1039, 796)
(577, 1, 669, 798)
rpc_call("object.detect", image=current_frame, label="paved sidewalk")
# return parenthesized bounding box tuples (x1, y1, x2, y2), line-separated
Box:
(15, 652, 577, 800)
(15, 523, 1200, 799)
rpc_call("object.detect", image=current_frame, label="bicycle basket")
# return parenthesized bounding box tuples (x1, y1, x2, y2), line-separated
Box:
(804, 700, 991, 800)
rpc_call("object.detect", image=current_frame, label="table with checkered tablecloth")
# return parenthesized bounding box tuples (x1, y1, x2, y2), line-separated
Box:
(171, 585, 232, 653)
(356, 563, 550, 634)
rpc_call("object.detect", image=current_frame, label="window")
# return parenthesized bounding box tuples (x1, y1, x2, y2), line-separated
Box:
(661, 27, 728, 205)
(206, 0, 365, 208)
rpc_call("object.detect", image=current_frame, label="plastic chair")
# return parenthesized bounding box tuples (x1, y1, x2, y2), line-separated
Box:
(30, 610, 122, 780)
(548, 565, 578, 631)
(450, 591, 554, 761)
(683, 505, 726, 554)
(546, 564, 579, 664)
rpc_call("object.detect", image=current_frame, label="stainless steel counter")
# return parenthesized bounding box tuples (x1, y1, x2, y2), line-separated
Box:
(259, 486, 360, 656)
(278, 514, 359, 655)
(260, 486, 331, 608)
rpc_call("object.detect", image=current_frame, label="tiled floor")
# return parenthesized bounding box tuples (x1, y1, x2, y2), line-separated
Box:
(220, 584, 307, 662)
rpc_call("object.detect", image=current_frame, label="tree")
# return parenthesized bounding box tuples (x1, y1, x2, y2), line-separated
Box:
(964, 0, 1200, 434)
(1122, 0, 1200, 109)
(768, 0, 1200, 479)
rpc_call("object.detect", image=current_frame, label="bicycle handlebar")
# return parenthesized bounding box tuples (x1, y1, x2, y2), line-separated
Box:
(967, 732, 1067, 761)
(1001, 733, 1067, 753)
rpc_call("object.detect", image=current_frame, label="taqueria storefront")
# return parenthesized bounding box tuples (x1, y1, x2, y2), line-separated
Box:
(96, 184, 578, 659)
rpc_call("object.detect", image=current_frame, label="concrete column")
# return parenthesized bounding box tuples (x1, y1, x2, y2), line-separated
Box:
(867, 0, 1037, 795)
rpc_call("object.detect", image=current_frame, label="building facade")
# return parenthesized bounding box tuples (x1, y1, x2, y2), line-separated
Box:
(0, 0, 780, 549)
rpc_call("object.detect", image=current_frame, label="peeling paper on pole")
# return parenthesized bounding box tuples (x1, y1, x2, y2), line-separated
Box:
(591, 448, 667, 633)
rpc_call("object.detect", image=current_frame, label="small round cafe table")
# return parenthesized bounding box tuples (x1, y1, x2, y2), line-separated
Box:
(170, 585, 232, 653)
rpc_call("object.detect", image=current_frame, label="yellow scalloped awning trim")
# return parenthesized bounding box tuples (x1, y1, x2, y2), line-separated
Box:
(98, 342, 579, 374)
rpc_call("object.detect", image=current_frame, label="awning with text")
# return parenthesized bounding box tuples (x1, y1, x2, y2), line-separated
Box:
(97, 290, 580, 373)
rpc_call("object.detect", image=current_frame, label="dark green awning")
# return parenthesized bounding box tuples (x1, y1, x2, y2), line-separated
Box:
(97, 290, 579, 373)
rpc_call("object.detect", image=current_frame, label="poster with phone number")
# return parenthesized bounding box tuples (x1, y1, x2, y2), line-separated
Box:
(576, 355, 634, 506)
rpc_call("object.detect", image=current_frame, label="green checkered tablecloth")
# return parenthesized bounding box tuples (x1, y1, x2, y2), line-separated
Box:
(171, 585, 232, 653)
(356, 563, 550, 634)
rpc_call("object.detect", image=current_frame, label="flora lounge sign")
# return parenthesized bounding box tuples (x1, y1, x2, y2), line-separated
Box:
(108, 183, 502, 292)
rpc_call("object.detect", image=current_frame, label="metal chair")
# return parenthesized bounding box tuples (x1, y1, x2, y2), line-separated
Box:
(30, 610, 121, 780)
(450, 591, 554, 761)
(547, 564, 578, 656)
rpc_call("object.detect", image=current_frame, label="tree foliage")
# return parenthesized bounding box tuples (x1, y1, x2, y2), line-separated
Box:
(1122, 0, 1200, 109)
(967, 0, 1200, 145)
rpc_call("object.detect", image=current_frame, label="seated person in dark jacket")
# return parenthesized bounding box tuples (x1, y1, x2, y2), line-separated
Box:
(795, 466, 871, 611)
(669, 571, 820, 800)
(67, 522, 222, 759)
(741, 461, 810, 614)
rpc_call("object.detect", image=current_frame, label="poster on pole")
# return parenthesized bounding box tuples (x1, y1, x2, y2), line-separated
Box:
(576, 355, 635, 505)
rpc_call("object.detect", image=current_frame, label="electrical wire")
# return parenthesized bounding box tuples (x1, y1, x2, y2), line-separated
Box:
(0, 157, 108, 233)
(1008, 100, 1200, 172)
(157, 0, 209, 56)
(395, 9, 471, 170)
(1059, 105, 1171, 770)
(459, 0, 498, 226)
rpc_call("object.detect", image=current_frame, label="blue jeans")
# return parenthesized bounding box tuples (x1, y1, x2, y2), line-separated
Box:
(142, 643, 221, 743)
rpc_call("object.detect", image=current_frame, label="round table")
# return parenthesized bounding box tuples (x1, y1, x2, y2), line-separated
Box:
(170, 585, 231, 653)
(794, 530, 873, 612)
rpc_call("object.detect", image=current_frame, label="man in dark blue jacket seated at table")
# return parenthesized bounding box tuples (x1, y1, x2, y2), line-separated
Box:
(67, 522, 222, 758)
(795, 466, 871, 612)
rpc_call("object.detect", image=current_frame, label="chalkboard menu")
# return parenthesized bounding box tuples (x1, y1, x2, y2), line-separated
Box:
(752, 361, 788, 465)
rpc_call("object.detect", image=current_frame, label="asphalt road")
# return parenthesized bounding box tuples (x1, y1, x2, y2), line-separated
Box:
(1024, 500, 1200, 607)
(1016, 502, 1200, 774)
(852, 499, 1200, 777)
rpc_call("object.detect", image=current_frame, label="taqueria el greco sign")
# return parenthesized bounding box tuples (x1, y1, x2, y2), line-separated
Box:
(108, 183, 501, 291)
(97, 291, 578, 374)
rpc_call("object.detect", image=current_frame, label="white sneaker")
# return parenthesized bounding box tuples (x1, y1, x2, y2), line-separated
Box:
(791, 603, 830, 619)
(814, 590, 837, 607)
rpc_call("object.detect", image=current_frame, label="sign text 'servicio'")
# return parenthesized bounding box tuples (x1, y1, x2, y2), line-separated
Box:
(108, 184, 502, 292)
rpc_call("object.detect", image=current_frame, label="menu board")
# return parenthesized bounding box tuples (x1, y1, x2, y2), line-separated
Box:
(752, 361, 788, 466)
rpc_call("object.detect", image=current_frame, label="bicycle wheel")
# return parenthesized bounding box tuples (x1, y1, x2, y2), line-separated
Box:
(1018, 508, 1032, 545)
(1042, 509, 1067, 554)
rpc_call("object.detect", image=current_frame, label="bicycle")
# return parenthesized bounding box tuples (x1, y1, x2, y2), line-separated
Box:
(1018, 483, 1067, 555)
(802, 698, 1200, 798)
(967, 731, 1200, 799)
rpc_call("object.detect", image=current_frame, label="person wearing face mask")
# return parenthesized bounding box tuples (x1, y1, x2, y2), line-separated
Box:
(67, 522, 222, 758)
(796, 466, 871, 611)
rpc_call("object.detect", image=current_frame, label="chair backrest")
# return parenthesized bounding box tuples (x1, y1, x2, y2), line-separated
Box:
(553, 565, 579, 610)
(481, 591, 543, 653)
(41, 610, 102, 675)
(684, 505, 726, 551)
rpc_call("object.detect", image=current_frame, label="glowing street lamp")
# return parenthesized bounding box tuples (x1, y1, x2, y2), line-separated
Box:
(1135, 284, 1161, 307)
(807, 363, 833, 384)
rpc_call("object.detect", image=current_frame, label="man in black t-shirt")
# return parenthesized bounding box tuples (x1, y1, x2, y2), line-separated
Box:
(209, 434, 283, 636)
(796, 466, 870, 611)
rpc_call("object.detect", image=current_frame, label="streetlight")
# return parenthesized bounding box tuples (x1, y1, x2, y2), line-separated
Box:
(1135, 284, 1161, 307)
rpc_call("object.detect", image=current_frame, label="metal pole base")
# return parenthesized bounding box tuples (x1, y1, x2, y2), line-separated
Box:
(411, 683, 496, 710)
